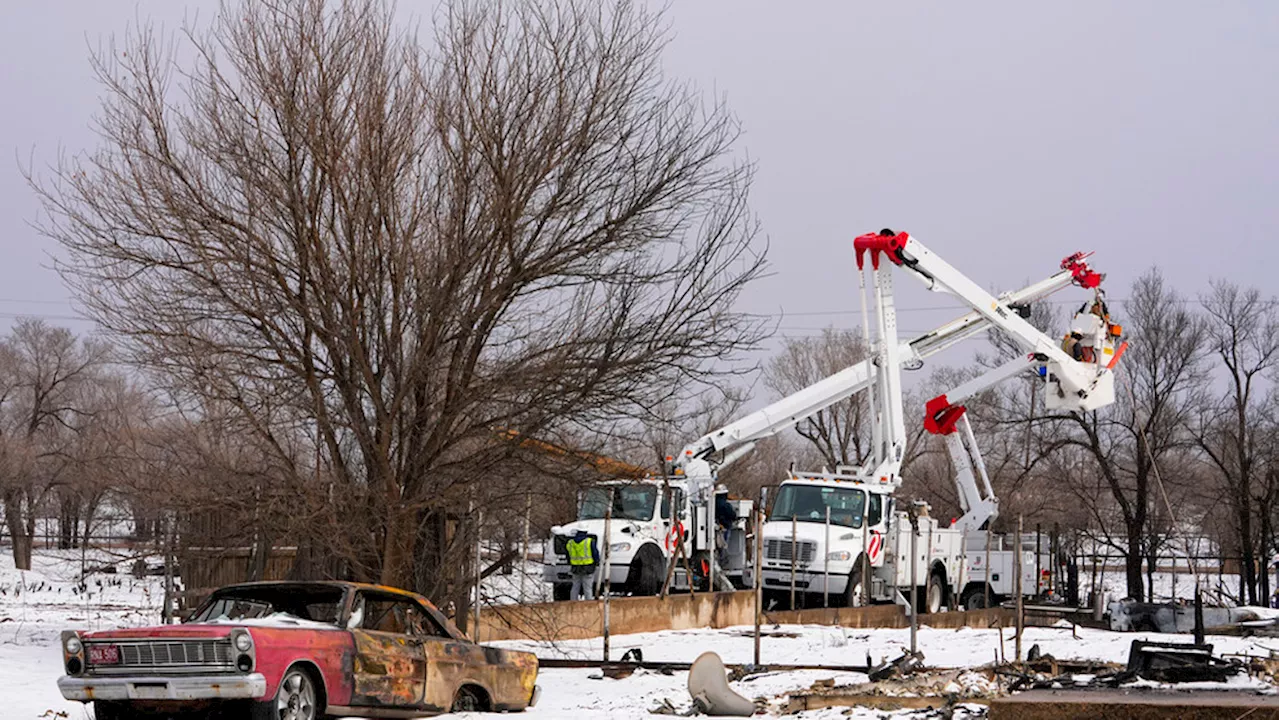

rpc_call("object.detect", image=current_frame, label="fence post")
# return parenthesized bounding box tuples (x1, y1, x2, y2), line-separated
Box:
(1014, 515, 1024, 664)
(602, 489, 613, 663)
(753, 487, 764, 667)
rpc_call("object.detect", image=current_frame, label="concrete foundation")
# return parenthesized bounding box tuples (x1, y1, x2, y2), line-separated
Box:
(989, 689, 1279, 720)
(476, 590, 1014, 642)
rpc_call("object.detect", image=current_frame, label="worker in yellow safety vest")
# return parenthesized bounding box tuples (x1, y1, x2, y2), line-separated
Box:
(565, 528, 600, 601)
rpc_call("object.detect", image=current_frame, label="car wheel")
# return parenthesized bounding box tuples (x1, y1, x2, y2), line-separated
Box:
(252, 666, 321, 720)
(451, 684, 490, 712)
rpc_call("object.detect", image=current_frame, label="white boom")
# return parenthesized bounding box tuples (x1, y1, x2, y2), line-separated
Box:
(673, 251, 1106, 500)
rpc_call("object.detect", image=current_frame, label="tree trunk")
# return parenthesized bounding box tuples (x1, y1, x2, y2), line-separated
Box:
(1237, 490, 1258, 606)
(380, 505, 417, 590)
(1125, 524, 1145, 601)
(4, 488, 33, 571)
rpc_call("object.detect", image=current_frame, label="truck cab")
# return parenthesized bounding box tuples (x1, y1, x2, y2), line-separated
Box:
(544, 478, 753, 600)
(760, 472, 964, 612)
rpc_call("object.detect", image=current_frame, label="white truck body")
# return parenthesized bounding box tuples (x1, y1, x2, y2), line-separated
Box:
(543, 478, 753, 597)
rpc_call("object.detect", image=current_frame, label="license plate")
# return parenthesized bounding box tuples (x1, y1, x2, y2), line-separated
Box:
(132, 683, 168, 699)
(89, 644, 120, 665)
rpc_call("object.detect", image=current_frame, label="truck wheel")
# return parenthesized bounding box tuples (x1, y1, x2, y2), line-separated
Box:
(925, 572, 945, 614)
(552, 583, 571, 602)
(960, 584, 989, 610)
(631, 544, 665, 596)
(841, 560, 867, 608)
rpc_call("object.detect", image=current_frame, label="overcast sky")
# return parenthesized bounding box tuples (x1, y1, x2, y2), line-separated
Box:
(1, 2, 1276, 373)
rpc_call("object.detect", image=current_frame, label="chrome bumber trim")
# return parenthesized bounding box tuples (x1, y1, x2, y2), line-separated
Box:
(58, 673, 267, 701)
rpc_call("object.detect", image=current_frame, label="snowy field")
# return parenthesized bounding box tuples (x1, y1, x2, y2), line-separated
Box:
(2, 548, 1275, 720)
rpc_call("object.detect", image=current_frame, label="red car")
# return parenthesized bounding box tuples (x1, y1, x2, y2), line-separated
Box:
(58, 581, 540, 719)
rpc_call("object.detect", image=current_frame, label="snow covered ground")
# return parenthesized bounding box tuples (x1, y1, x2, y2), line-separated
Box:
(2, 547, 1275, 720)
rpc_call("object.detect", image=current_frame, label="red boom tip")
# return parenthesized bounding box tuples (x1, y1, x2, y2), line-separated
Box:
(854, 230, 908, 270)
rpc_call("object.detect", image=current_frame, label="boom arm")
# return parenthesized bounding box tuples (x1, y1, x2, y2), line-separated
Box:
(679, 271, 1089, 460)
(675, 253, 1104, 497)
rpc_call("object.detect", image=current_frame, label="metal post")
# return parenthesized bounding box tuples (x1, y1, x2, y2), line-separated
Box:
(909, 513, 918, 654)
(823, 506, 831, 608)
(1014, 515, 1024, 664)
(1035, 523, 1042, 598)
(521, 494, 532, 603)
(603, 490, 613, 662)
(753, 488, 764, 666)
(790, 515, 798, 610)
(661, 487, 678, 597)
(983, 526, 992, 609)
(706, 489, 715, 593)
(473, 507, 483, 643)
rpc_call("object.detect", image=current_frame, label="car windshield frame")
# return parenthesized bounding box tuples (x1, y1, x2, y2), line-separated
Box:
(188, 584, 347, 626)
(578, 484, 657, 521)
(768, 484, 867, 529)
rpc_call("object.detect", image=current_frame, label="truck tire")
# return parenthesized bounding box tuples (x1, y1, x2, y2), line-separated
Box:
(925, 571, 946, 614)
(960, 584, 990, 610)
(552, 583, 571, 602)
(840, 558, 868, 608)
(628, 544, 665, 596)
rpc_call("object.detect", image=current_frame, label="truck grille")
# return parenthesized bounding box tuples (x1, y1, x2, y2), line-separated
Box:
(552, 534, 597, 559)
(86, 639, 235, 673)
(765, 538, 816, 564)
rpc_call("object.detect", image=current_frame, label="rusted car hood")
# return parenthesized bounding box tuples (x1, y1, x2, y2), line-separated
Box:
(81, 622, 343, 640)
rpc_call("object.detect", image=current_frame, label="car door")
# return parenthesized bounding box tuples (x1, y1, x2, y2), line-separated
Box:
(347, 591, 428, 709)
(412, 603, 481, 712)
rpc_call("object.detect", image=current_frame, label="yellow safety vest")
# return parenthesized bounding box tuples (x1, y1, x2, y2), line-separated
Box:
(566, 537, 595, 566)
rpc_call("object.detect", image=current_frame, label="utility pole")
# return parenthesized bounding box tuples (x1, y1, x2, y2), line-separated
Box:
(909, 508, 919, 655)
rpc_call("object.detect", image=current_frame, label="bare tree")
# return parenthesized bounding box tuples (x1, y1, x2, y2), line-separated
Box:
(31, 0, 765, 603)
(1191, 281, 1278, 604)
(0, 319, 109, 569)
(764, 328, 870, 469)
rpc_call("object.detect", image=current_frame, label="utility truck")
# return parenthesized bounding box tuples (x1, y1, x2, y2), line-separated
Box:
(755, 230, 1123, 611)
(547, 229, 1123, 608)
(544, 478, 754, 599)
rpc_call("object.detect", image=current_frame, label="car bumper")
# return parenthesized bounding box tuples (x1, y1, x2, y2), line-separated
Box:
(58, 673, 267, 701)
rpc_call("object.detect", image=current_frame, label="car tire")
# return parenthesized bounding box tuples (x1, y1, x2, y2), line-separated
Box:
(451, 684, 490, 712)
(251, 665, 322, 720)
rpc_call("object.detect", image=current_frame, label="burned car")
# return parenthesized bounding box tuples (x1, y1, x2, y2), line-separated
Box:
(58, 581, 539, 719)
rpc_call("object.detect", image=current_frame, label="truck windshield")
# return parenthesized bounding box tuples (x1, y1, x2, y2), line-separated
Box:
(579, 485, 657, 521)
(769, 484, 866, 529)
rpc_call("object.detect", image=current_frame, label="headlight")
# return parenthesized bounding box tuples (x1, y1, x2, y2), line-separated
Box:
(232, 631, 253, 652)
(64, 635, 82, 655)
(610, 542, 632, 553)
(827, 551, 851, 561)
